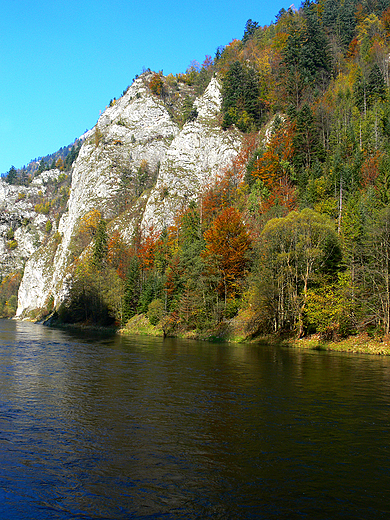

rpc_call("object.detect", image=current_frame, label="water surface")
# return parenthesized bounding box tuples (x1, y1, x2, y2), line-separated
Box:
(0, 319, 390, 518)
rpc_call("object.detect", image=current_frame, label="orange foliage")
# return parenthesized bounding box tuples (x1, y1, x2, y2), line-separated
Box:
(251, 121, 297, 213)
(251, 122, 294, 188)
(107, 231, 131, 279)
(229, 133, 259, 179)
(137, 226, 160, 271)
(149, 73, 164, 96)
(261, 180, 297, 214)
(202, 207, 252, 298)
(347, 37, 359, 57)
(362, 151, 383, 187)
(201, 134, 259, 227)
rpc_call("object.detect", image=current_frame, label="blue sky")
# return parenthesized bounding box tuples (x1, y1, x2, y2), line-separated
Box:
(0, 0, 293, 174)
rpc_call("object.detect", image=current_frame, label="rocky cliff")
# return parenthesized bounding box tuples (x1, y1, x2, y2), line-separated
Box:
(0, 168, 64, 278)
(14, 72, 242, 318)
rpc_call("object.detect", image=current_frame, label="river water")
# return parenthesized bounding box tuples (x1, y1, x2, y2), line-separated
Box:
(0, 319, 390, 519)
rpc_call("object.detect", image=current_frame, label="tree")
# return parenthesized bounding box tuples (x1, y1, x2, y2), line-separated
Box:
(361, 206, 390, 334)
(92, 218, 108, 267)
(242, 19, 259, 44)
(281, 4, 330, 107)
(221, 61, 264, 131)
(291, 103, 323, 173)
(55, 157, 64, 171)
(305, 273, 353, 338)
(367, 63, 387, 106)
(250, 120, 296, 213)
(6, 166, 17, 184)
(149, 73, 164, 96)
(259, 208, 341, 336)
(123, 255, 141, 322)
(202, 207, 252, 308)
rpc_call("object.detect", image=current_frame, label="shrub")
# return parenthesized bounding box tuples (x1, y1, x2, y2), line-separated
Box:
(34, 201, 50, 214)
(149, 73, 164, 96)
(45, 220, 52, 234)
(7, 240, 18, 250)
(148, 298, 165, 325)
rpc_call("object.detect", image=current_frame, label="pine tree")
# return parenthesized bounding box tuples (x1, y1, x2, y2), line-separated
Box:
(92, 219, 108, 267)
(123, 256, 141, 322)
(6, 166, 17, 184)
(367, 63, 387, 106)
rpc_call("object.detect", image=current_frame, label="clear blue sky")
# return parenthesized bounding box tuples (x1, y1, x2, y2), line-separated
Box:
(0, 0, 293, 174)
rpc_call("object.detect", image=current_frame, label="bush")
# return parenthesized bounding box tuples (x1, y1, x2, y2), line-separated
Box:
(34, 201, 50, 214)
(45, 220, 52, 234)
(148, 298, 165, 325)
(149, 73, 164, 96)
(224, 298, 240, 319)
(7, 240, 18, 250)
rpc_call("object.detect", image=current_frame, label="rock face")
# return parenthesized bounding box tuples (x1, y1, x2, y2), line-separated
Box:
(0, 169, 62, 279)
(15, 73, 242, 318)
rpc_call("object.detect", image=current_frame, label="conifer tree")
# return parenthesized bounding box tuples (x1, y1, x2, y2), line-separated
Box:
(92, 219, 108, 268)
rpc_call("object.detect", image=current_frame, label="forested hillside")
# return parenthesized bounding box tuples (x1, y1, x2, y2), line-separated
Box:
(5, 0, 390, 342)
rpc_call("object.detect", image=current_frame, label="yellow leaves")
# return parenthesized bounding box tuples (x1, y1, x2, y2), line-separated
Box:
(306, 273, 352, 337)
(34, 201, 51, 214)
(78, 209, 101, 238)
(149, 73, 164, 96)
(356, 13, 384, 44)
(55, 157, 64, 171)
(354, 13, 386, 61)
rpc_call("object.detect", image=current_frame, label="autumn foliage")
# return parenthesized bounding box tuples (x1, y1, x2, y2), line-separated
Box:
(202, 207, 252, 301)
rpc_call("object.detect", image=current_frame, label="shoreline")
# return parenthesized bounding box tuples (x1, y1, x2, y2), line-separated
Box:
(21, 313, 390, 356)
(119, 314, 390, 355)
(284, 334, 390, 356)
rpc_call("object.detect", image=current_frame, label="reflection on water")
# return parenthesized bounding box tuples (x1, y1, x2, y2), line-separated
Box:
(0, 319, 390, 518)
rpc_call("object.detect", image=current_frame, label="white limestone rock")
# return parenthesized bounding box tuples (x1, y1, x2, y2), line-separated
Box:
(0, 177, 50, 276)
(141, 77, 242, 229)
(16, 74, 243, 318)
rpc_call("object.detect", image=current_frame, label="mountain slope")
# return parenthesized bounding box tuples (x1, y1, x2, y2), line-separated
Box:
(16, 73, 241, 318)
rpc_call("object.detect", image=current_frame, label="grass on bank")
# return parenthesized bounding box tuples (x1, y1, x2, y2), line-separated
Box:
(120, 311, 390, 355)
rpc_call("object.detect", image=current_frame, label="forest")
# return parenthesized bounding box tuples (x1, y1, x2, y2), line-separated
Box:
(4, 0, 390, 343)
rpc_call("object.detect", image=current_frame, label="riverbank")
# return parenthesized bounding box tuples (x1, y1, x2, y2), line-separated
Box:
(286, 333, 390, 355)
(119, 313, 390, 355)
(25, 310, 390, 356)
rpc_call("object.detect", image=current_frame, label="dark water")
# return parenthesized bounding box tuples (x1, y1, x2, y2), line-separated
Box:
(1, 320, 390, 519)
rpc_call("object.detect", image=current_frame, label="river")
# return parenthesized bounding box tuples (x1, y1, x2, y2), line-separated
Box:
(0, 319, 390, 519)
